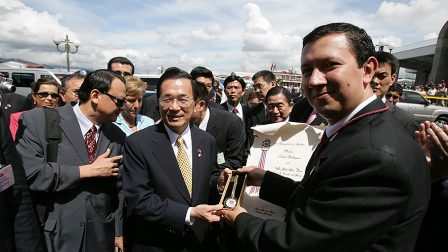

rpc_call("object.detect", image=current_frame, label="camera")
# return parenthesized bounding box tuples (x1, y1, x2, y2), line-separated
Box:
(0, 77, 16, 93)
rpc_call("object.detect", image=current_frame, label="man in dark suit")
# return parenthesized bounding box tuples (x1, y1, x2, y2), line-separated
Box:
(248, 70, 277, 127)
(372, 51, 418, 138)
(190, 66, 223, 110)
(289, 97, 327, 126)
(191, 82, 245, 171)
(16, 70, 127, 251)
(415, 121, 448, 251)
(0, 108, 45, 252)
(220, 22, 430, 251)
(221, 73, 251, 164)
(123, 67, 222, 252)
(264, 86, 294, 123)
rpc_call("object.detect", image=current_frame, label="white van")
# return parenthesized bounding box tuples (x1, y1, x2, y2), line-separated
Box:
(134, 74, 160, 91)
(0, 68, 62, 96)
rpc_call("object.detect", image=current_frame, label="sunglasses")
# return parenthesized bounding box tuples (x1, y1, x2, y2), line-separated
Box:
(101, 91, 126, 107)
(36, 92, 59, 99)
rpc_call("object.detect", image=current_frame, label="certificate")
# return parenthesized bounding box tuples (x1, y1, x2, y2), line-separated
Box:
(242, 122, 323, 220)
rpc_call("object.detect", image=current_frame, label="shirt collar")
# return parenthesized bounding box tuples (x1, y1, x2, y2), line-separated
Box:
(198, 107, 210, 131)
(164, 123, 192, 149)
(325, 94, 377, 139)
(73, 103, 100, 137)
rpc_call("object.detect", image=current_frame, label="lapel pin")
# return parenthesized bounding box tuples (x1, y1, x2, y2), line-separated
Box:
(197, 149, 202, 157)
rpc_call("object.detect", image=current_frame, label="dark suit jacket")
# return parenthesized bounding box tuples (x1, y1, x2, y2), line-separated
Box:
(123, 123, 220, 251)
(0, 93, 31, 126)
(385, 100, 419, 138)
(140, 94, 160, 122)
(16, 104, 126, 252)
(222, 102, 252, 165)
(289, 97, 327, 125)
(234, 99, 431, 252)
(0, 109, 45, 252)
(206, 107, 245, 170)
(414, 183, 448, 251)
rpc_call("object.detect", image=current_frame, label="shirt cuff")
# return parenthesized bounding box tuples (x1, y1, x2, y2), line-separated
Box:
(185, 207, 195, 226)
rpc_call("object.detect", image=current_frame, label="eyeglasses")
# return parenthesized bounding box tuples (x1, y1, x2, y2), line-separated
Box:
(159, 96, 193, 108)
(253, 83, 268, 90)
(113, 70, 132, 77)
(101, 92, 126, 107)
(385, 93, 400, 99)
(69, 89, 79, 97)
(36, 92, 59, 99)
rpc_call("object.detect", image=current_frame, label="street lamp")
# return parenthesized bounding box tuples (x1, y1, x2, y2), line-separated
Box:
(377, 36, 387, 52)
(53, 35, 80, 72)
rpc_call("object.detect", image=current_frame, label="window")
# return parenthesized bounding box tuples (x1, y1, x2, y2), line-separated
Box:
(12, 73, 35, 88)
(140, 77, 159, 91)
(402, 91, 427, 105)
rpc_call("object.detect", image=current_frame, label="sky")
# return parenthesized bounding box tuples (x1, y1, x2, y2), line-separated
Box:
(0, 0, 446, 75)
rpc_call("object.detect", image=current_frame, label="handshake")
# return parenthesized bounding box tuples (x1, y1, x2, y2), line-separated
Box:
(190, 166, 266, 224)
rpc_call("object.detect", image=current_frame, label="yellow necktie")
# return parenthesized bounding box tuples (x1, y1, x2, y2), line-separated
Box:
(176, 136, 192, 198)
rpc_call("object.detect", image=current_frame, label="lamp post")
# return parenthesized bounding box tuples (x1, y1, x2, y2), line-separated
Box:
(53, 35, 79, 72)
(377, 36, 387, 52)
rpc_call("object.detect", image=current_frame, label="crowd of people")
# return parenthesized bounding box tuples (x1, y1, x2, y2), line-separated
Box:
(1, 22, 448, 252)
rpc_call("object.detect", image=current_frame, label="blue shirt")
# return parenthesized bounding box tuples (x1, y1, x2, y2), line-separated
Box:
(114, 113, 154, 136)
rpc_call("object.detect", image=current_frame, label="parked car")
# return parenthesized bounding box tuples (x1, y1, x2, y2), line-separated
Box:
(0, 68, 61, 96)
(397, 89, 448, 127)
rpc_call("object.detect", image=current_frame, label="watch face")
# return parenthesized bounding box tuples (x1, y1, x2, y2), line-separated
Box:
(224, 197, 237, 209)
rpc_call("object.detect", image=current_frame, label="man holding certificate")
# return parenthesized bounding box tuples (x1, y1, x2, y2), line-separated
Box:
(219, 22, 431, 252)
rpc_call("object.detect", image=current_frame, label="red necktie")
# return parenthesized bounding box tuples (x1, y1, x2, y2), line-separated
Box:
(306, 109, 317, 124)
(84, 126, 97, 164)
(232, 107, 238, 114)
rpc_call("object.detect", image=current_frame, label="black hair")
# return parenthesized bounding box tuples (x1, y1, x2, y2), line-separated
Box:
(388, 83, 403, 96)
(375, 51, 399, 75)
(265, 86, 292, 103)
(252, 70, 276, 83)
(78, 69, 125, 104)
(107, 56, 135, 75)
(192, 80, 209, 106)
(190, 66, 214, 83)
(303, 22, 375, 68)
(33, 78, 60, 93)
(157, 67, 196, 100)
(223, 72, 246, 89)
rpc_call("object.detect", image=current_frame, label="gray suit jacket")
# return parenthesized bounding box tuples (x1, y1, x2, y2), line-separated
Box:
(16, 104, 126, 252)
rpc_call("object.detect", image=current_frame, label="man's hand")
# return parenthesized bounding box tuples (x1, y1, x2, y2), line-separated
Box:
(219, 206, 247, 228)
(236, 166, 266, 186)
(79, 148, 123, 179)
(415, 121, 448, 182)
(114, 236, 124, 252)
(190, 204, 223, 223)
(218, 168, 233, 192)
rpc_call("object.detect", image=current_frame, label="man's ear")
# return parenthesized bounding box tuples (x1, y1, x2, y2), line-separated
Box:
(363, 56, 378, 86)
(391, 73, 397, 84)
(90, 89, 100, 105)
(194, 100, 206, 112)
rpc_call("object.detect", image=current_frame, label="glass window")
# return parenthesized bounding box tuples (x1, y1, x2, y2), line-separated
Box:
(403, 91, 427, 105)
(12, 73, 35, 88)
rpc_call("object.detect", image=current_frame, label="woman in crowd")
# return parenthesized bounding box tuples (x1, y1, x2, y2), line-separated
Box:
(9, 78, 60, 140)
(114, 75, 154, 136)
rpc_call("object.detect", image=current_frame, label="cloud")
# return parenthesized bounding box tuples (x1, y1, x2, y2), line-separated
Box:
(0, 0, 79, 50)
(240, 3, 301, 72)
(424, 32, 438, 40)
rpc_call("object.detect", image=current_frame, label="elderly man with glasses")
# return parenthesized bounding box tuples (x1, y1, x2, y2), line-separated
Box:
(16, 70, 127, 252)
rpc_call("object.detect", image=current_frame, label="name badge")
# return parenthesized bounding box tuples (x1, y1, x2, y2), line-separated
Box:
(217, 152, 225, 165)
(0, 164, 15, 192)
